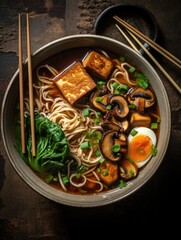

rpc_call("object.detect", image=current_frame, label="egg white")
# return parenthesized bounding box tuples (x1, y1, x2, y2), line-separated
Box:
(127, 127, 157, 168)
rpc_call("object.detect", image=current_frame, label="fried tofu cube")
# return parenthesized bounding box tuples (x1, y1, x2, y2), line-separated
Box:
(130, 112, 151, 127)
(54, 61, 97, 105)
(97, 160, 119, 186)
(83, 51, 114, 80)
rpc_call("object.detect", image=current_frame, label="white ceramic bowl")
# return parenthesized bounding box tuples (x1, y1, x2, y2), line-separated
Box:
(1, 35, 171, 207)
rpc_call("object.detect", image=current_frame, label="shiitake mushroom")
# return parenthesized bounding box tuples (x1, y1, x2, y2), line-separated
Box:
(119, 159, 138, 180)
(100, 130, 128, 162)
(127, 87, 155, 112)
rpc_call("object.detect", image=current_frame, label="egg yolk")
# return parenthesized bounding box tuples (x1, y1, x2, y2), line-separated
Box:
(128, 134, 152, 162)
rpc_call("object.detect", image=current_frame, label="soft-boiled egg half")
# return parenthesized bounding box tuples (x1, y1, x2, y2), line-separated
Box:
(127, 127, 157, 168)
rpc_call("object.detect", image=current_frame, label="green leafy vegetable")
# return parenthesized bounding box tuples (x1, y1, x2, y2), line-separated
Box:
(16, 113, 69, 173)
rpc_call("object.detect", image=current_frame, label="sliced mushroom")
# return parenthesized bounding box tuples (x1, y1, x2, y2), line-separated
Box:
(127, 87, 155, 112)
(103, 111, 129, 133)
(103, 111, 121, 131)
(120, 118, 129, 132)
(101, 121, 120, 132)
(100, 130, 120, 161)
(119, 159, 138, 180)
(90, 88, 110, 113)
(109, 95, 129, 118)
(114, 133, 128, 154)
(103, 110, 115, 121)
(100, 130, 127, 162)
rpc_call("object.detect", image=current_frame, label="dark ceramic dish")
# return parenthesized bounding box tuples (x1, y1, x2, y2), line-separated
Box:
(94, 4, 159, 51)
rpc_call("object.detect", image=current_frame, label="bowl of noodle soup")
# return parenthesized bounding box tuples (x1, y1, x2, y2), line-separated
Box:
(1, 35, 171, 207)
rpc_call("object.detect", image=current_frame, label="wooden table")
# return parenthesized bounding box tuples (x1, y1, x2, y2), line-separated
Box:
(0, 0, 180, 239)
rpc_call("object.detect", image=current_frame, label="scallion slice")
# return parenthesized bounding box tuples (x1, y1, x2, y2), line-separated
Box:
(97, 81, 106, 88)
(112, 144, 121, 153)
(137, 78, 149, 89)
(80, 141, 90, 150)
(129, 66, 136, 73)
(120, 56, 126, 62)
(129, 103, 136, 109)
(152, 145, 158, 156)
(93, 118, 100, 124)
(151, 122, 158, 129)
(103, 168, 109, 176)
(94, 149, 101, 157)
(130, 129, 138, 136)
(106, 104, 112, 110)
(83, 108, 90, 117)
(112, 82, 119, 89)
(117, 83, 129, 92)
(118, 179, 127, 188)
(99, 157, 105, 164)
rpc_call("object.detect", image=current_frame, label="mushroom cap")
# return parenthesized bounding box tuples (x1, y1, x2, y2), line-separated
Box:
(100, 130, 121, 162)
(127, 87, 155, 111)
(100, 130, 128, 162)
(101, 121, 120, 132)
(90, 88, 110, 113)
(119, 159, 138, 180)
(109, 95, 129, 118)
(103, 111, 129, 133)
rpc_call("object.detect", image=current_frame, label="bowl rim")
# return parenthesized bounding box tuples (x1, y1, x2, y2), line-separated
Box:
(1, 34, 171, 207)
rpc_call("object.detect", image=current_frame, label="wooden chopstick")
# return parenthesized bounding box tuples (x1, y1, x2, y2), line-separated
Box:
(115, 24, 181, 95)
(113, 15, 181, 69)
(26, 13, 36, 156)
(115, 24, 139, 53)
(18, 14, 25, 153)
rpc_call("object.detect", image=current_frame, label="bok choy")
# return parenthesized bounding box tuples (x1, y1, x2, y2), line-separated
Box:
(16, 112, 69, 174)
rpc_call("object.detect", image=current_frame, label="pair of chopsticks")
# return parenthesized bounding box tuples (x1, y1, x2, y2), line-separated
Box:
(113, 15, 181, 95)
(18, 13, 36, 156)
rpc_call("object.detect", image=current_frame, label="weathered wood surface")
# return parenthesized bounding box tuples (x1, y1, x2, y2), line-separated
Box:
(0, 0, 180, 239)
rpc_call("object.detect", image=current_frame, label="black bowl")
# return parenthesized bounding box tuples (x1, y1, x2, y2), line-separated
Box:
(94, 4, 159, 52)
